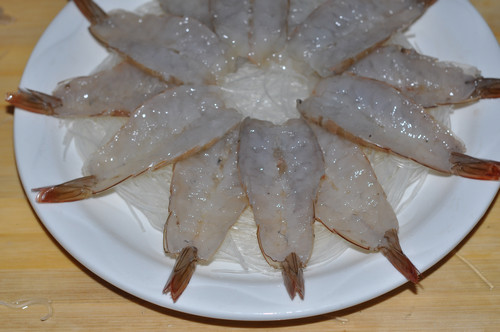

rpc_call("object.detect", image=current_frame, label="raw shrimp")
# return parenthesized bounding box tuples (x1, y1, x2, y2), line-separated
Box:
(33, 85, 242, 202)
(287, 0, 328, 35)
(297, 74, 500, 180)
(74, 0, 231, 85)
(163, 128, 248, 302)
(347, 45, 500, 107)
(238, 117, 324, 299)
(287, 0, 436, 77)
(311, 124, 419, 283)
(211, 0, 289, 64)
(6, 61, 168, 117)
(158, 0, 212, 28)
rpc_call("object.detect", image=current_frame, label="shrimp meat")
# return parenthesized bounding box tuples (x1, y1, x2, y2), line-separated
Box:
(158, 0, 212, 28)
(74, 0, 230, 85)
(211, 0, 289, 64)
(297, 75, 500, 180)
(6, 61, 168, 117)
(347, 45, 500, 107)
(287, 0, 435, 76)
(311, 124, 419, 283)
(238, 117, 324, 299)
(33, 86, 242, 202)
(163, 128, 247, 301)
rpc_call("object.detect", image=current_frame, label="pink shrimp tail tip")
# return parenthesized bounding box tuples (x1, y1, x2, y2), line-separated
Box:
(163, 247, 198, 302)
(451, 152, 500, 181)
(281, 253, 305, 300)
(380, 229, 420, 284)
(32, 176, 97, 203)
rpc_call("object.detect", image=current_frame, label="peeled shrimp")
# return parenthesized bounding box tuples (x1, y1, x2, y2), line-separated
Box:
(311, 124, 419, 283)
(158, 0, 212, 28)
(238, 117, 324, 299)
(163, 128, 247, 302)
(6, 61, 168, 117)
(74, 0, 230, 85)
(287, 0, 328, 35)
(211, 0, 289, 64)
(287, 0, 435, 77)
(33, 85, 242, 202)
(347, 45, 500, 107)
(297, 74, 500, 180)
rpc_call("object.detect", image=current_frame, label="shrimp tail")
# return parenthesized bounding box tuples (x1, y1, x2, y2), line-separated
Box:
(281, 252, 305, 300)
(32, 176, 97, 203)
(380, 229, 420, 284)
(450, 152, 500, 180)
(163, 246, 198, 303)
(73, 0, 108, 25)
(5, 88, 62, 115)
(472, 77, 500, 99)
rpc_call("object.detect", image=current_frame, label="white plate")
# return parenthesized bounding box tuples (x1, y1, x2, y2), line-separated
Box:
(14, 0, 500, 321)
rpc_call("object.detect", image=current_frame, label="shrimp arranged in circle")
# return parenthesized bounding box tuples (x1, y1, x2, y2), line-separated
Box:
(238, 117, 324, 299)
(7, 0, 500, 305)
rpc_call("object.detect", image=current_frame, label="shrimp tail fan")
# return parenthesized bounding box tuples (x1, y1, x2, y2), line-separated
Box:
(380, 229, 420, 284)
(472, 78, 500, 99)
(163, 246, 198, 303)
(73, 0, 108, 25)
(281, 252, 305, 300)
(32, 176, 97, 203)
(6, 88, 62, 115)
(450, 152, 500, 180)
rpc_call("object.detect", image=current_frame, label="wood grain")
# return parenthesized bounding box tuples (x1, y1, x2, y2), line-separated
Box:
(1, 1, 499, 330)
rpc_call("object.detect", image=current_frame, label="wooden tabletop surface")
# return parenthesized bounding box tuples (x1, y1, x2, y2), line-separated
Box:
(1, 1, 499, 330)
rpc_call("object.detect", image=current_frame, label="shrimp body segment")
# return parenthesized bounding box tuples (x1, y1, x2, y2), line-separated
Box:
(347, 45, 500, 107)
(298, 75, 500, 180)
(158, 0, 212, 28)
(34, 86, 242, 202)
(7, 61, 168, 117)
(238, 117, 324, 299)
(211, 0, 289, 64)
(287, 0, 435, 77)
(163, 128, 248, 302)
(287, 0, 328, 34)
(311, 125, 419, 283)
(75, 0, 230, 85)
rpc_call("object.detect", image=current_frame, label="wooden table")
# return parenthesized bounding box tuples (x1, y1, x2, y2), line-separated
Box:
(1, 1, 499, 330)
